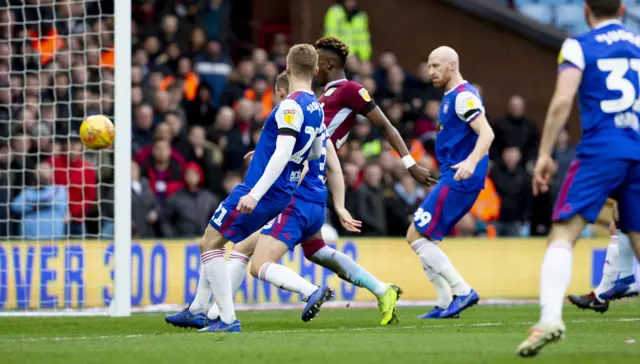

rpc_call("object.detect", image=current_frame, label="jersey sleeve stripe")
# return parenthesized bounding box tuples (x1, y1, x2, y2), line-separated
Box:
(278, 128, 298, 137)
(558, 63, 580, 73)
(463, 109, 482, 122)
(358, 100, 376, 116)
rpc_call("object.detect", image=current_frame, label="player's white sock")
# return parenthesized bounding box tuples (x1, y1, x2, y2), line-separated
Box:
(310, 245, 387, 298)
(617, 231, 636, 278)
(594, 235, 619, 300)
(189, 266, 212, 313)
(201, 249, 236, 324)
(258, 262, 317, 299)
(424, 266, 453, 308)
(411, 238, 471, 296)
(539, 240, 573, 324)
(228, 251, 250, 295)
(206, 252, 249, 321)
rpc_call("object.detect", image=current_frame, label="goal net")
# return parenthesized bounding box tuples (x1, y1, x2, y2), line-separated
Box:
(0, 0, 130, 316)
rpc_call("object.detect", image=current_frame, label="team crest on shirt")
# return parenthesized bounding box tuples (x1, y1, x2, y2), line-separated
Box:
(442, 102, 449, 114)
(324, 88, 337, 97)
(283, 109, 295, 124)
(358, 88, 372, 102)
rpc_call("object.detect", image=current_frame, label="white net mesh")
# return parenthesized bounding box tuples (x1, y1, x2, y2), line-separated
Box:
(0, 0, 115, 313)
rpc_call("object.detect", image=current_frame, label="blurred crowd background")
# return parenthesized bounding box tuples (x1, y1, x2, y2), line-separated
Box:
(0, 0, 592, 241)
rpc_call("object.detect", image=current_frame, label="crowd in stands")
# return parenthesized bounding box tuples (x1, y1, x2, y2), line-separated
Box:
(0, 0, 580, 241)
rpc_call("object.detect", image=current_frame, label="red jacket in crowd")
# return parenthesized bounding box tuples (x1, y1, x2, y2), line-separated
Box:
(48, 155, 97, 221)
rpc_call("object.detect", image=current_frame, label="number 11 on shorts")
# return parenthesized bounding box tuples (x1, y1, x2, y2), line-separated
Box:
(212, 204, 228, 226)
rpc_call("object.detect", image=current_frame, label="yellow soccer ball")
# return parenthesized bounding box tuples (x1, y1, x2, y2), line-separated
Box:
(79, 115, 115, 150)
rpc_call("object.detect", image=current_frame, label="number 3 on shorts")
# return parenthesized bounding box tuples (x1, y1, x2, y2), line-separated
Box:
(413, 207, 432, 227)
(212, 204, 228, 226)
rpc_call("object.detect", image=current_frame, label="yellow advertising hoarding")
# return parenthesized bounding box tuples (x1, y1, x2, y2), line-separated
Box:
(0, 238, 612, 309)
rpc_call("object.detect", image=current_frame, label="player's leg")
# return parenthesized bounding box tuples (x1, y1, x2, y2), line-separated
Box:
(611, 173, 640, 298)
(407, 183, 479, 319)
(205, 231, 261, 322)
(517, 158, 624, 357)
(258, 200, 334, 322)
(569, 224, 617, 313)
(597, 231, 639, 300)
(301, 232, 402, 325)
(251, 233, 333, 322)
(165, 264, 214, 329)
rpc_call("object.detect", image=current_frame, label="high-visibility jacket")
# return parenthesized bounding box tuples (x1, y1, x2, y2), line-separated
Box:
(29, 28, 65, 65)
(243, 88, 274, 120)
(324, 4, 372, 61)
(159, 72, 200, 101)
(471, 177, 501, 223)
(101, 48, 114, 68)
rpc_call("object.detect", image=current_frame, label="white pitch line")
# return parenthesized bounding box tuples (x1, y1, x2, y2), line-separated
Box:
(2, 317, 638, 343)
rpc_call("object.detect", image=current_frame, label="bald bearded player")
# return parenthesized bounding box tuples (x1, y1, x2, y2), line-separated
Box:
(405, 46, 495, 319)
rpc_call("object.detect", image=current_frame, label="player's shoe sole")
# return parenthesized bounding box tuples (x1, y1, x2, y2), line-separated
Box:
(302, 286, 335, 322)
(516, 321, 566, 358)
(568, 293, 609, 313)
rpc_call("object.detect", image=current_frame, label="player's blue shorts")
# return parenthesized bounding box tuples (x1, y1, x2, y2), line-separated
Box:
(553, 157, 640, 232)
(209, 185, 290, 243)
(413, 182, 480, 241)
(261, 197, 326, 251)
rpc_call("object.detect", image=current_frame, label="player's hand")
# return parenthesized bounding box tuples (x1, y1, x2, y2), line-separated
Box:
(243, 150, 255, 160)
(451, 159, 477, 181)
(408, 165, 438, 186)
(336, 207, 362, 233)
(236, 195, 258, 214)
(532, 154, 555, 196)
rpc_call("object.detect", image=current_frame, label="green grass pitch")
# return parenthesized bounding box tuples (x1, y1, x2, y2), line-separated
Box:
(1, 303, 638, 364)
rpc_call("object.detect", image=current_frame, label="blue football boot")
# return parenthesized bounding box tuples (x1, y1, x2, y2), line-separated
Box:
(440, 289, 480, 318)
(417, 307, 460, 319)
(165, 307, 212, 329)
(302, 285, 334, 322)
(598, 275, 639, 301)
(199, 319, 242, 333)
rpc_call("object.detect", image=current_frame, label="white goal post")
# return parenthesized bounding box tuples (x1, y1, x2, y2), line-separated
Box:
(0, 0, 131, 316)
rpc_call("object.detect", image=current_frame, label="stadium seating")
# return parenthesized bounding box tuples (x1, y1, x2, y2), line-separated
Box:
(519, 4, 553, 24)
(515, 0, 640, 35)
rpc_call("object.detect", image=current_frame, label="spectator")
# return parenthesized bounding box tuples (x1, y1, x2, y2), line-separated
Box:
(492, 95, 539, 166)
(152, 90, 171, 125)
(491, 147, 531, 237)
(134, 123, 186, 168)
(197, 0, 231, 43)
(130, 161, 159, 238)
(9, 126, 38, 193)
(324, 0, 372, 61)
(377, 65, 409, 109)
(185, 83, 217, 128)
(188, 27, 207, 59)
(12, 161, 68, 240)
(194, 39, 232, 109)
(49, 134, 97, 238)
(553, 128, 576, 185)
(243, 74, 273, 121)
(133, 104, 155, 153)
(220, 58, 254, 107)
(222, 171, 242, 198)
(355, 163, 387, 235)
(270, 33, 290, 71)
(374, 52, 397, 93)
(165, 112, 191, 158)
(159, 162, 218, 237)
(141, 138, 184, 201)
(187, 125, 224, 195)
(216, 103, 250, 171)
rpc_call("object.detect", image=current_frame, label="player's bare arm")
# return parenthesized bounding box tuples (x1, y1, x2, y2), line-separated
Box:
(452, 114, 494, 181)
(325, 139, 362, 233)
(533, 67, 582, 196)
(366, 107, 436, 186)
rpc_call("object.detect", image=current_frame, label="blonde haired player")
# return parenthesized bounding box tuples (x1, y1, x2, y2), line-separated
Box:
(167, 44, 325, 333)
